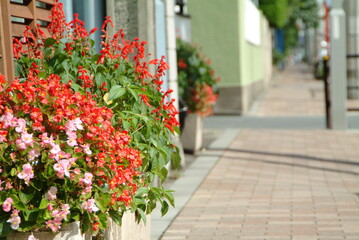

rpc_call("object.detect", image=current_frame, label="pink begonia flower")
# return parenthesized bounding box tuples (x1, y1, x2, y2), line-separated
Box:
(53, 160, 70, 178)
(21, 131, 34, 145)
(65, 118, 83, 132)
(2, 198, 13, 212)
(47, 203, 54, 211)
(82, 186, 92, 194)
(28, 148, 40, 161)
(16, 138, 27, 150)
(52, 151, 71, 161)
(81, 144, 92, 155)
(82, 199, 99, 213)
(73, 168, 81, 175)
(6, 181, 13, 190)
(17, 163, 34, 185)
(60, 204, 70, 218)
(0, 112, 17, 128)
(0, 134, 6, 143)
(7, 209, 21, 229)
(66, 131, 78, 147)
(45, 186, 57, 201)
(50, 144, 61, 155)
(46, 219, 62, 232)
(15, 118, 26, 133)
(41, 132, 55, 147)
(10, 153, 16, 161)
(51, 209, 60, 220)
(73, 118, 84, 130)
(66, 138, 77, 147)
(80, 172, 93, 186)
(28, 234, 39, 240)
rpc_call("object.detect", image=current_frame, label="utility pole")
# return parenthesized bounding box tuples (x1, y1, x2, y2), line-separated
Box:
(329, 0, 347, 129)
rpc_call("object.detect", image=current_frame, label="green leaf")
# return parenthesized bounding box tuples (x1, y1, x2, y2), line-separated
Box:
(10, 168, 16, 176)
(95, 192, 111, 213)
(80, 211, 91, 234)
(71, 210, 80, 221)
(0, 192, 6, 203)
(164, 190, 175, 207)
(133, 197, 146, 205)
(71, 83, 83, 92)
(108, 85, 126, 101)
(171, 148, 181, 169)
(19, 189, 35, 204)
(0, 220, 12, 237)
(39, 198, 49, 209)
(135, 187, 149, 197)
(161, 201, 169, 216)
(122, 120, 131, 131)
(44, 38, 56, 47)
(109, 209, 123, 226)
(23, 209, 39, 221)
(98, 212, 108, 230)
(9, 194, 19, 203)
(30, 178, 43, 191)
(13, 201, 27, 211)
(136, 208, 146, 225)
(89, 39, 95, 47)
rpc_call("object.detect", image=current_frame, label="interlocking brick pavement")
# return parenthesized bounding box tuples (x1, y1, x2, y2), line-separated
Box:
(160, 64, 359, 240)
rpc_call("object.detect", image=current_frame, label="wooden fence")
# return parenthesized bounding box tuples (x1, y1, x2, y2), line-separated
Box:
(0, 0, 54, 81)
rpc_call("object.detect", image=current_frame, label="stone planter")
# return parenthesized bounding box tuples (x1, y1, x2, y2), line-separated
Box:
(7, 222, 91, 240)
(104, 212, 151, 240)
(180, 113, 204, 153)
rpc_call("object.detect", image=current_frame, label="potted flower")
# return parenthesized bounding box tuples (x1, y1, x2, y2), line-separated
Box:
(1, 0, 180, 239)
(176, 38, 219, 152)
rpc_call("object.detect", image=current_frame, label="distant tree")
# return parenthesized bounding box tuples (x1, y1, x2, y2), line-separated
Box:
(289, 0, 319, 29)
(259, 0, 289, 28)
(259, 0, 319, 29)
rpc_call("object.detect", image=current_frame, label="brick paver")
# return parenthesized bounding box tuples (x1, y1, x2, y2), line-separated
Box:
(161, 64, 359, 240)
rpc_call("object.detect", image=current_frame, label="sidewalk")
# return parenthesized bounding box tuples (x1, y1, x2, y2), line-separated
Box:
(155, 64, 359, 240)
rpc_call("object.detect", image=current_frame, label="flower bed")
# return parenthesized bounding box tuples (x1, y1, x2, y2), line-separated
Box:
(0, 0, 180, 238)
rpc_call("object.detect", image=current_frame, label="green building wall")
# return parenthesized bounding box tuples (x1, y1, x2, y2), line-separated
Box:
(187, 0, 272, 114)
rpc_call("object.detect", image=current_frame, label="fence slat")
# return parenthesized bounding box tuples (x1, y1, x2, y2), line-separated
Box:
(10, 3, 34, 20)
(36, 7, 51, 22)
(11, 22, 27, 38)
(37, 0, 54, 5)
(0, 1, 15, 81)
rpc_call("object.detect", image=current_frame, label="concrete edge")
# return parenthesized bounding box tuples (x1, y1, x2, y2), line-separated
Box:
(151, 128, 240, 239)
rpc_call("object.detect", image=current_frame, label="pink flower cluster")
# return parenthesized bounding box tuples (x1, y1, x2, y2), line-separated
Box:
(45, 186, 57, 201)
(7, 210, 21, 229)
(17, 163, 34, 185)
(2, 198, 13, 212)
(81, 199, 99, 213)
(45, 204, 71, 232)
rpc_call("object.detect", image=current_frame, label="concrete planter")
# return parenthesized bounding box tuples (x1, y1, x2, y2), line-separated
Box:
(105, 212, 151, 240)
(7, 222, 90, 240)
(180, 113, 204, 153)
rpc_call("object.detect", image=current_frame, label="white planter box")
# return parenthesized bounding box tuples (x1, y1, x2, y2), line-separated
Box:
(105, 212, 151, 240)
(180, 113, 204, 152)
(7, 222, 91, 240)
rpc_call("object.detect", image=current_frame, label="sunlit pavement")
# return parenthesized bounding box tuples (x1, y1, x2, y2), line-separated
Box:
(155, 64, 359, 240)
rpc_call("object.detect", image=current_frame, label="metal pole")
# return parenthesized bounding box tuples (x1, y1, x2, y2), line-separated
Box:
(329, 0, 347, 130)
(323, 57, 332, 129)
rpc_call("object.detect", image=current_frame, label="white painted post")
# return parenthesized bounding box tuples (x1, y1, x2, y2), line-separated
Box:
(329, 0, 347, 129)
